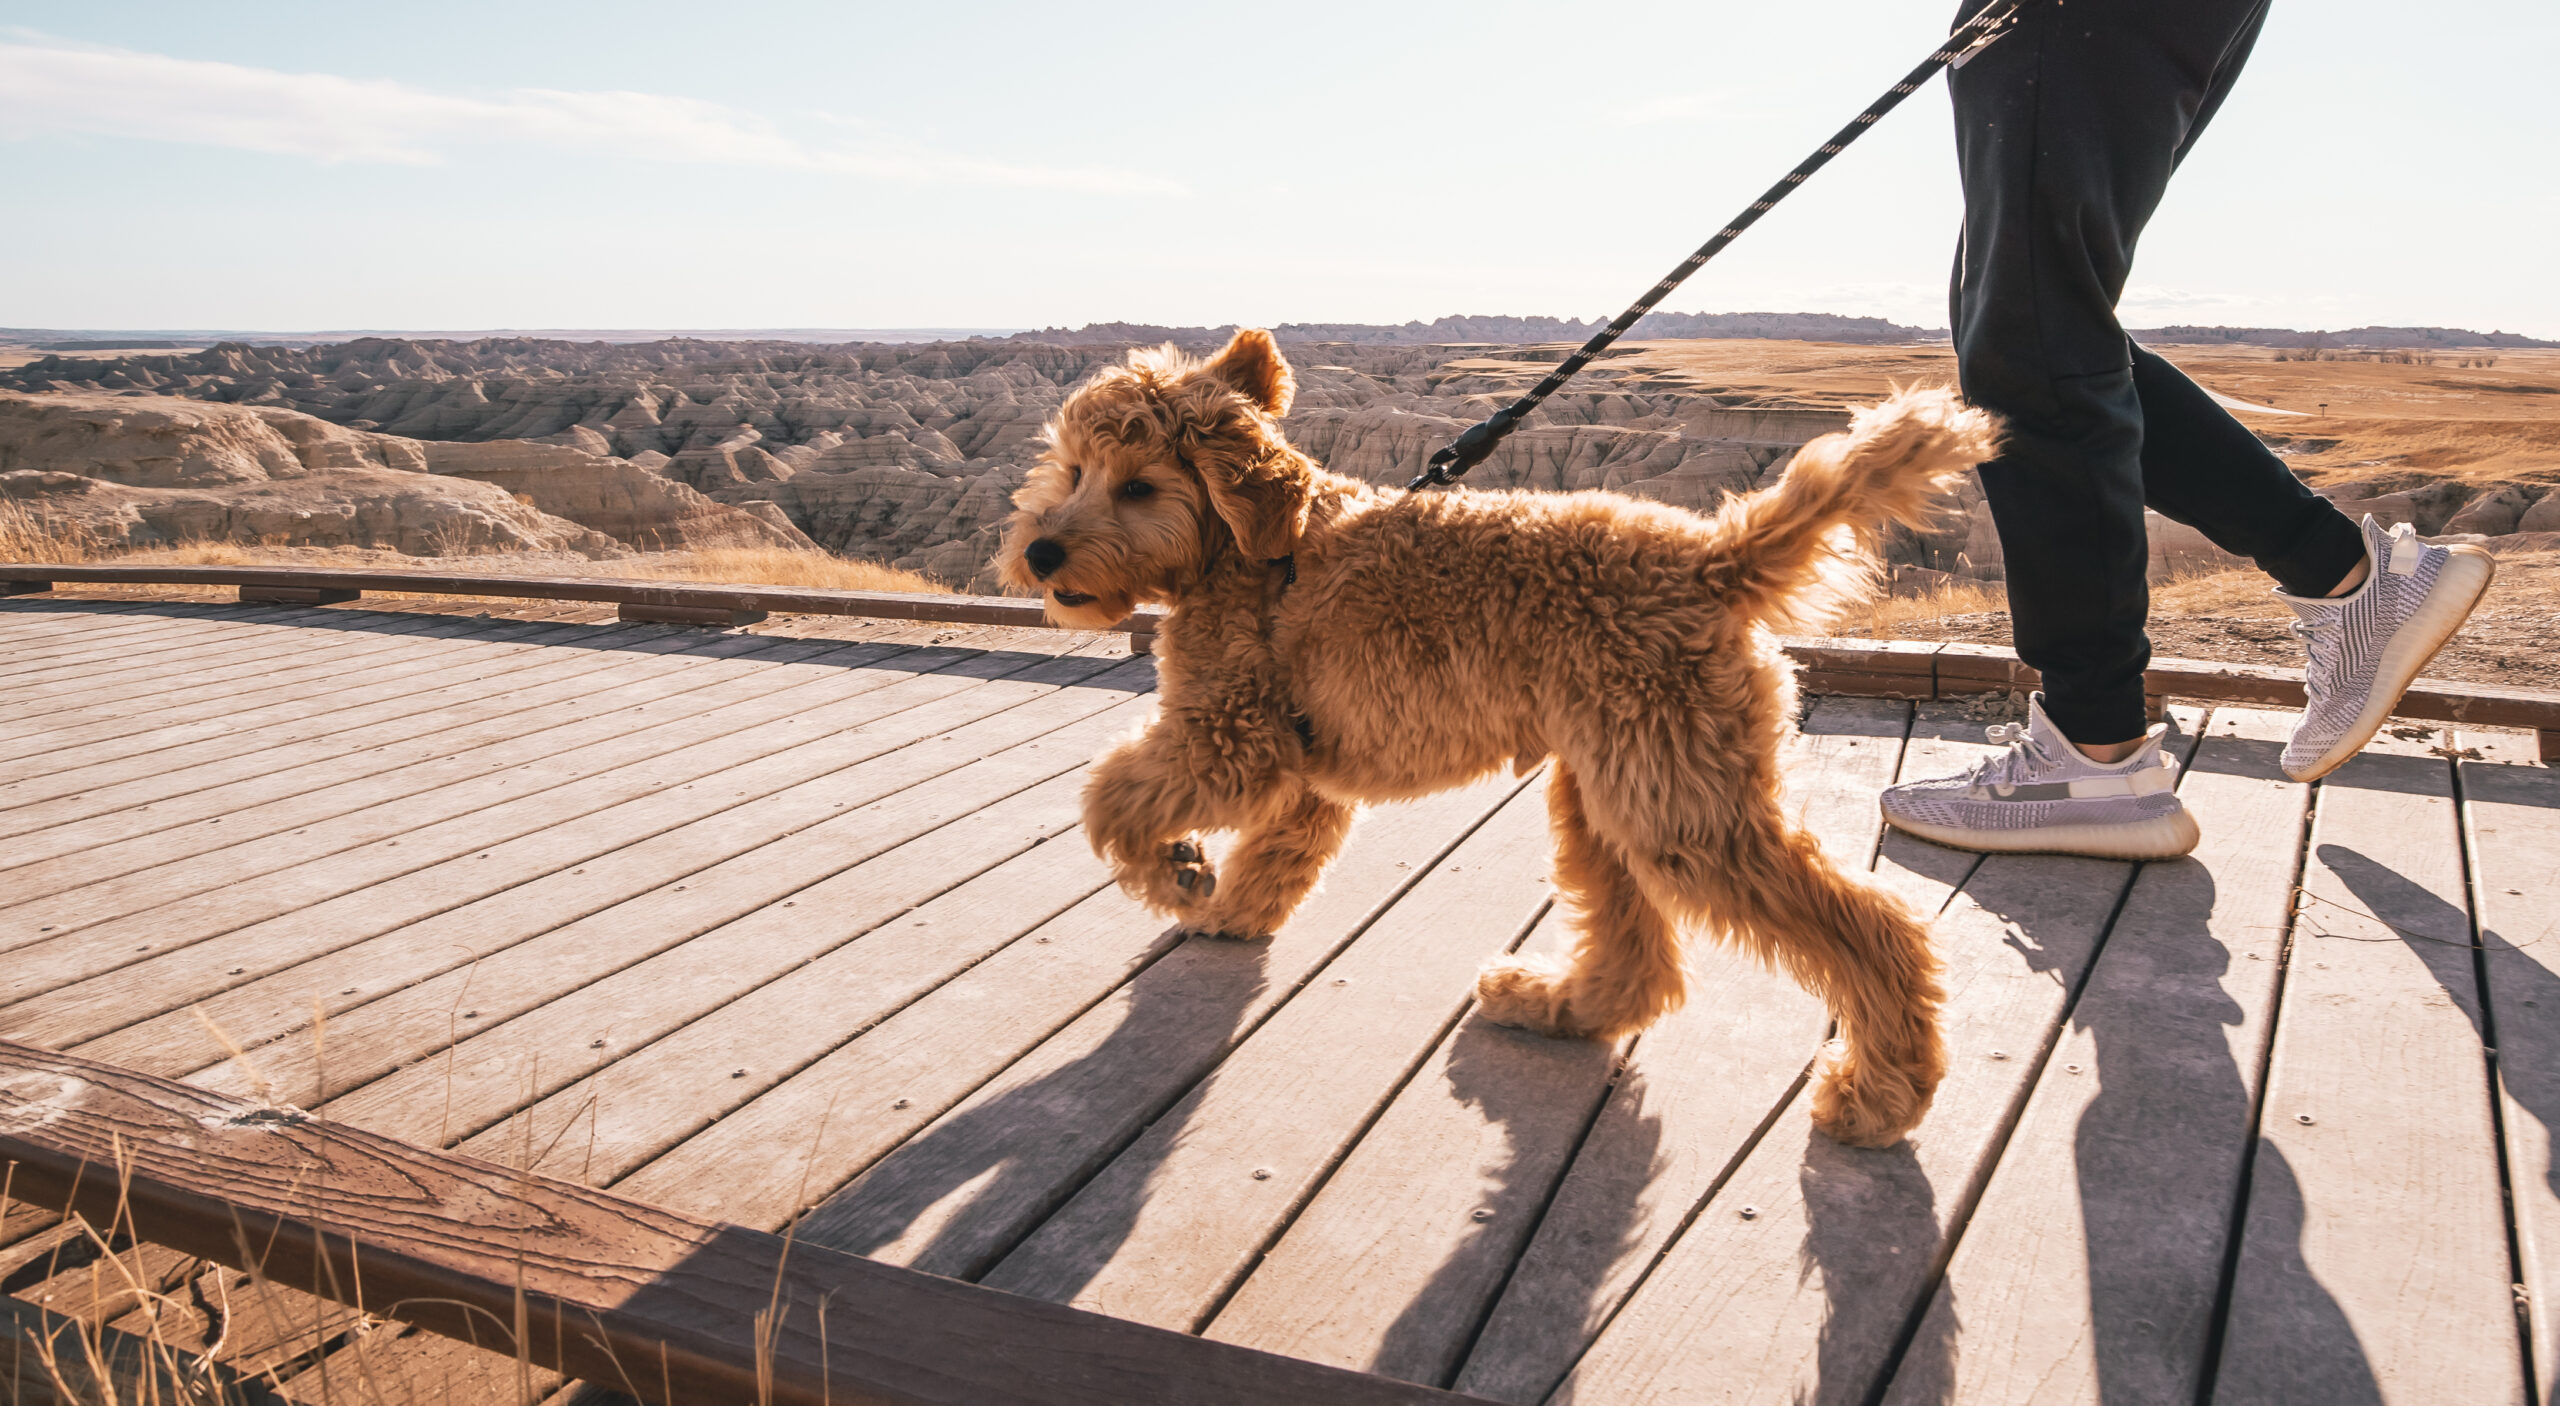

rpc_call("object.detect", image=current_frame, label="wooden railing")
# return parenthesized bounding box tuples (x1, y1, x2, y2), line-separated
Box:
(6, 562, 2554, 759)
(0, 1041, 1477, 1406)
(0, 562, 1164, 648)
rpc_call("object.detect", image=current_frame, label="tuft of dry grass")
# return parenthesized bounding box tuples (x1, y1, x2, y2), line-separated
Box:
(1839, 577, 2008, 637)
(603, 546, 949, 595)
(0, 516, 958, 601)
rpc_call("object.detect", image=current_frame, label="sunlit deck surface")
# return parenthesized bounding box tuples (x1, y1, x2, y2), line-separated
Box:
(2, 595, 2550, 1405)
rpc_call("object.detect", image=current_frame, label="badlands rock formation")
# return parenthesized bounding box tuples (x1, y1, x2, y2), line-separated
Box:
(11, 334, 2551, 592)
(0, 391, 806, 561)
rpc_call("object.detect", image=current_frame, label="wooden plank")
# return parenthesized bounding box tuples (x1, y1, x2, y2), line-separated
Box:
(86, 659, 1135, 1096)
(2214, 732, 2527, 1403)
(445, 793, 1119, 1186)
(0, 632, 872, 894)
(0, 622, 727, 853)
(291, 690, 1156, 1143)
(612, 778, 1524, 1237)
(100, 1262, 370, 1384)
(274, 1324, 567, 1406)
(1549, 708, 2204, 1405)
(1213, 698, 1908, 1387)
(1458, 701, 1978, 1404)
(3, 1295, 271, 1406)
(0, 602, 290, 666)
(1874, 707, 2306, 1406)
(0, 1039, 1482, 1406)
(1203, 907, 1613, 1380)
(6, 651, 1130, 1052)
(0, 563, 1168, 639)
(0, 632, 873, 941)
(1449, 697, 1914, 1403)
(2457, 729, 2560, 1392)
(952, 778, 1556, 1327)
(0, 612, 540, 760)
(0, 607, 261, 672)
(0, 611, 454, 708)
(0, 613, 621, 773)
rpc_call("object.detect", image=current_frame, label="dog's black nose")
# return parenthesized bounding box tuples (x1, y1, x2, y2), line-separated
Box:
(1024, 537, 1067, 579)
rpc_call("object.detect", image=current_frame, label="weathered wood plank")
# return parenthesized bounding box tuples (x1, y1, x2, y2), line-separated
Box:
(2214, 732, 2527, 1404)
(9, 651, 1131, 1052)
(447, 807, 1116, 1186)
(1551, 708, 2203, 1405)
(2457, 730, 2560, 1392)
(0, 625, 741, 864)
(958, 778, 1556, 1328)
(0, 607, 304, 682)
(0, 620, 490, 748)
(0, 607, 261, 672)
(297, 691, 1156, 1144)
(1216, 698, 1909, 1388)
(614, 778, 1523, 1238)
(0, 613, 622, 775)
(1451, 700, 1955, 1404)
(0, 563, 1169, 641)
(1874, 707, 2306, 1406)
(91, 659, 1139, 1093)
(0, 612, 458, 711)
(0, 637, 1019, 976)
(1201, 907, 1611, 1381)
(0, 1039, 1479, 1406)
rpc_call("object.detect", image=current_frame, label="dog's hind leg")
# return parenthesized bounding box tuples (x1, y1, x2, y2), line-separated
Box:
(1181, 781, 1356, 940)
(1629, 800, 1947, 1148)
(1476, 762, 1686, 1042)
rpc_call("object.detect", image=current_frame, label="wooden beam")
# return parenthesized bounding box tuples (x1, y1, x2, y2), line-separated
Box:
(617, 602, 768, 627)
(0, 579, 48, 597)
(0, 563, 1159, 638)
(239, 585, 361, 606)
(0, 1040, 1484, 1406)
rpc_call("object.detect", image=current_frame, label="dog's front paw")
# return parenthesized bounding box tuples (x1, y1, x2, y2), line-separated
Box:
(1120, 837, 1218, 915)
(1473, 957, 1595, 1040)
(1165, 838, 1217, 901)
(1808, 1037, 1933, 1149)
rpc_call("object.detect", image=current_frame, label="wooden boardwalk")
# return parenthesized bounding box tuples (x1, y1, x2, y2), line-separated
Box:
(0, 596, 2548, 1405)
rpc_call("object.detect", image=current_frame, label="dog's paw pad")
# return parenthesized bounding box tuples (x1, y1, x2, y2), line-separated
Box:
(1163, 838, 1216, 903)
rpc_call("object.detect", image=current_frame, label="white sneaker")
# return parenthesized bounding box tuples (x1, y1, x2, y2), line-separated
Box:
(1880, 692, 2199, 860)
(2277, 514, 2496, 783)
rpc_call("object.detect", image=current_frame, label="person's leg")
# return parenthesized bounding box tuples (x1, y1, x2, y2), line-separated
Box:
(1949, 0, 2277, 751)
(2130, 344, 2368, 596)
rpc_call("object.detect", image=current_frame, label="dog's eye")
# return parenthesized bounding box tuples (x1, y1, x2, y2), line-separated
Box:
(1117, 478, 1157, 501)
(1066, 464, 1083, 488)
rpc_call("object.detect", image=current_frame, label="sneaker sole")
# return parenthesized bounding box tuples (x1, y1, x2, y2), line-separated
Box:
(2285, 546, 2498, 783)
(1881, 806, 2201, 861)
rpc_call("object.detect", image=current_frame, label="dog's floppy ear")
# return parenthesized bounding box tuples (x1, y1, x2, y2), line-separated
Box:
(1202, 328, 1295, 418)
(1190, 442, 1311, 561)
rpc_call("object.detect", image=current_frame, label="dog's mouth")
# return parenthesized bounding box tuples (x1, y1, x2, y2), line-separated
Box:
(1049, 589, 1096, 608)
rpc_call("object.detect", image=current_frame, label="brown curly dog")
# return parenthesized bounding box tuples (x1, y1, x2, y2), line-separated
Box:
(996, 329, 2000, 1147)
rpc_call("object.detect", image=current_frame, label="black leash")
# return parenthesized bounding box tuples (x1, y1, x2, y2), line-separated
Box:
(1409, 1, 2032, 491)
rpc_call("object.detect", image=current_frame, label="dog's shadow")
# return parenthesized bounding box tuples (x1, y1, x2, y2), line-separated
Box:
(788, 922, 1275, 1289)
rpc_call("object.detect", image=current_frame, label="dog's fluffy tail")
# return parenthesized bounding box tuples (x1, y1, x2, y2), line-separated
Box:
(1701, 387, 2002, 634)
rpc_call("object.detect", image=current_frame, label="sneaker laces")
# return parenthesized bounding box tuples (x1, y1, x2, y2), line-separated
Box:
(1964, 720, 2056, 790)
(2288, 611, 2339, 702)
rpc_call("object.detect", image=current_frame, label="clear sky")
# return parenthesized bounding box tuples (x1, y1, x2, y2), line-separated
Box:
(3, 2, 2553, 336)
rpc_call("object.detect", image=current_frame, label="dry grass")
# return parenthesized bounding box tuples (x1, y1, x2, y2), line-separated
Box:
(0, 507, 955, 599)
(603, 546, 947, 595)
(1839, 576, 2008, 637)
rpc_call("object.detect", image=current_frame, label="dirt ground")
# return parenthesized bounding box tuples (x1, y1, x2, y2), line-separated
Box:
(1843, 549, 2560, 692)
(1572, 339, 2560, 491)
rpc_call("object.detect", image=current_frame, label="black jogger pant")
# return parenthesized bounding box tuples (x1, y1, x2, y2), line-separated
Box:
(1949, 0, 2365, 745)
